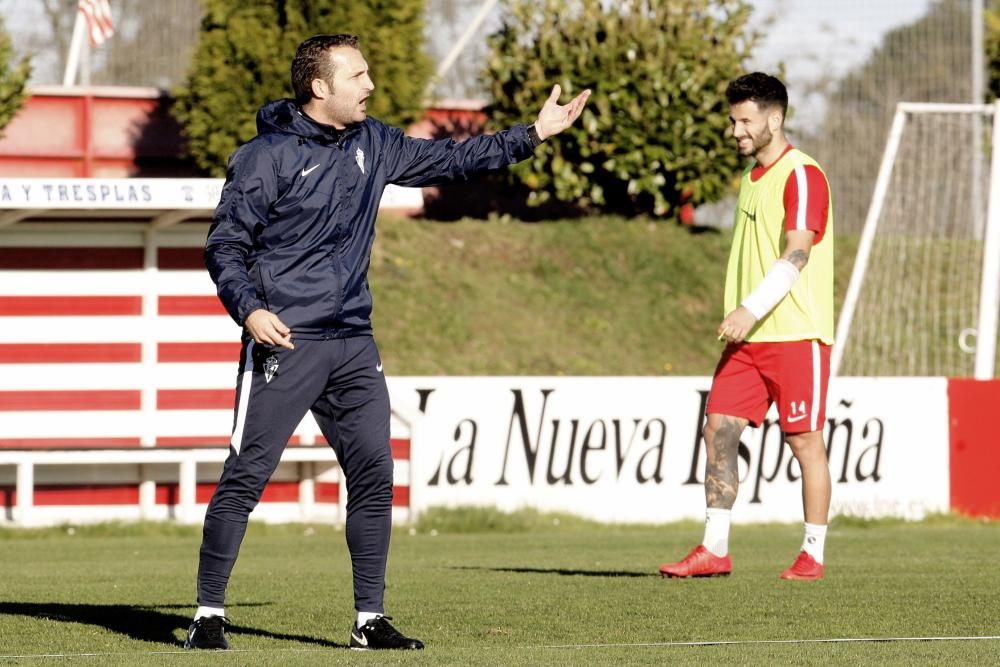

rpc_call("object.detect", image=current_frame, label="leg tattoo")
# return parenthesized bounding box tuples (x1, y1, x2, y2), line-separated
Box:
(705, 417, 742, 509)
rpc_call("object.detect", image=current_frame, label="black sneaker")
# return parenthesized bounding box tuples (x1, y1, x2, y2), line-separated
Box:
(184, 615, 230, 650)
(349, 616, 424, 650)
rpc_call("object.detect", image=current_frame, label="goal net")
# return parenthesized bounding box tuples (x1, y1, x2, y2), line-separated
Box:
(832, 103, 1000, 378)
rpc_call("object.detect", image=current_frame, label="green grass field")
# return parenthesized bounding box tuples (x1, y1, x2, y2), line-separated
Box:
(1, 511, 998, 665)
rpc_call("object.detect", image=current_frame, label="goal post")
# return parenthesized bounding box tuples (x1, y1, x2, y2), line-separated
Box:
(976, 102, 1000, 378)
(832, 101, 1000, 379)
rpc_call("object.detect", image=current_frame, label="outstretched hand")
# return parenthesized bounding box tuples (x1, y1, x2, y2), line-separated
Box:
(534, 84, 592, 141)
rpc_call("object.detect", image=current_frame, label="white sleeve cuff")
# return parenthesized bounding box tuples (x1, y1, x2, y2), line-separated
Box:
(740, 259, 800, 320)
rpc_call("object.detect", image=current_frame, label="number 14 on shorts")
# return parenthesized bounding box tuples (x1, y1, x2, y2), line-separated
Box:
(787, 400, 808, 423)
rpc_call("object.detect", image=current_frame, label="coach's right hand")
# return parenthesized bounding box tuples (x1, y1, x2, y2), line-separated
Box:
(245, 309, 294, 349)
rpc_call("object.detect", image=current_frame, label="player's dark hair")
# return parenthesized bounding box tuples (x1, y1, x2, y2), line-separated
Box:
(726, 72, 788, 118)
(292, 34, 361, 105)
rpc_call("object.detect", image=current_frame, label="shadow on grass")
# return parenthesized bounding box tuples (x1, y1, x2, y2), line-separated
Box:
(453, 565, 657, 578)
(0, 602, 346, 648)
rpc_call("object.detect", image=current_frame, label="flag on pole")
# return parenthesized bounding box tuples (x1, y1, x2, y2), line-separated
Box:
(78, 0, 115, 47)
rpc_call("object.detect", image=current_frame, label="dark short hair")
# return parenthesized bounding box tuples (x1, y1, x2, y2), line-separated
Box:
(291, 34, 361, 105)
(725, 72, 788, 117)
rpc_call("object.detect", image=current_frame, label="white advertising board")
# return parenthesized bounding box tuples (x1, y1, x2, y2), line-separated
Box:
(388, 377, 949, 523)
(0, 178, 423, 211)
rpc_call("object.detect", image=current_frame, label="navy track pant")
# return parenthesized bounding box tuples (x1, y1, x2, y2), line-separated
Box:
(197, 335, 393, 613)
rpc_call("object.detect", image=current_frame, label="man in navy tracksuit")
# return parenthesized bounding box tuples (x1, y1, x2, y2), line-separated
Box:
(184, 34, 590, 651)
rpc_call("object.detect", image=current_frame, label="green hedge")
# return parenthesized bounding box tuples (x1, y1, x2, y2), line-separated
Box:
(484, 0, 756, 220)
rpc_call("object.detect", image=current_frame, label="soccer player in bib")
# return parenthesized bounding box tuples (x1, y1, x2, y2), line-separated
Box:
(660, 73, 833, 581)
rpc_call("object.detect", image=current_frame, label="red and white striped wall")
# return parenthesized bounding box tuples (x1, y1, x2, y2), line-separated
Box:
(0, 224, 414, 525)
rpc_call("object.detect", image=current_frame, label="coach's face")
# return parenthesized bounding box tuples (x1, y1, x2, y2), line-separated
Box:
(729, 100, 779, 158)
(318, 46, 374, 129)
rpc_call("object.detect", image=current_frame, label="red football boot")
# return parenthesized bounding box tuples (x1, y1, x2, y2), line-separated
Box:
(779, 550, 824, 580)
(659, 545, 732, 578)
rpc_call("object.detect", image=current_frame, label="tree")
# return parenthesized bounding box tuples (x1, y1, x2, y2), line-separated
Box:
(174, 0, 432, 176)
(0, 16, 31, 135)
(483, 0, 756, 219)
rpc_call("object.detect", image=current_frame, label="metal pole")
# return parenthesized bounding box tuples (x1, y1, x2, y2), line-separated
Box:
(973, 100, 1000, 378)
(973, 0, 985, 241)
(62, 10, 86, 86)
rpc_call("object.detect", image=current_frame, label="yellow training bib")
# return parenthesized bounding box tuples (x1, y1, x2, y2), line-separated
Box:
(724, 148, 835, 344)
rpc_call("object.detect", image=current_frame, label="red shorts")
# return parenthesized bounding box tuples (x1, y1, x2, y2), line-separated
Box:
(706, 340, 831, 433)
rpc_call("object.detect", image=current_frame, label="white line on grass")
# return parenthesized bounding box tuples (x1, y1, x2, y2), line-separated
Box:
(537, 635, 1000, 649)
(0, 648, 339, 659)
(5, 636, 1000, 658)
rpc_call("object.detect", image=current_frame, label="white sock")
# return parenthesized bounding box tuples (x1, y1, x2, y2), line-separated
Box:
(356, 611, 382, 628)
(802, 522, 827, 564)
(702, 508, 732, 557)
(195, 605, 225, 621)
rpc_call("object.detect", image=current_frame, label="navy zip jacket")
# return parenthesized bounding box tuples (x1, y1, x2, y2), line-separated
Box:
(206, 99, 538, 339)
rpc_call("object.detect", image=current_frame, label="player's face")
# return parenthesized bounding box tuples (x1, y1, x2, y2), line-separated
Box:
(321, 47, 375, 129)
(729, 100, 774, 157)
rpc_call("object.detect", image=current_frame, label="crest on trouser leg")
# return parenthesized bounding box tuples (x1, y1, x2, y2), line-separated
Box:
(264, 355, 279, 383)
